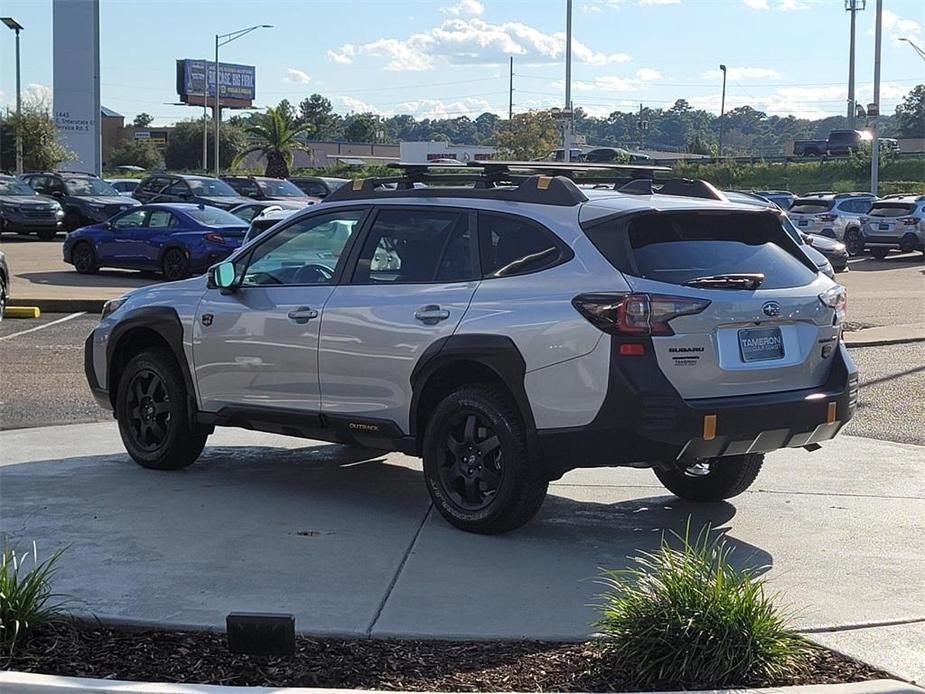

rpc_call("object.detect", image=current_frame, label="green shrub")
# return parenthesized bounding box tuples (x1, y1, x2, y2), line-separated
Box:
(595, 523, 809, 689)
(0, 542, 65, 652)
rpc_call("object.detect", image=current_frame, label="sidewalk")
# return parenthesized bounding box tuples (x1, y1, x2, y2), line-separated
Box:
(2, 424, 923, 682)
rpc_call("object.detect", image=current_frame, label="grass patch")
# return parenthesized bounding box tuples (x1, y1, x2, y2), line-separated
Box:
(0, 542, 65, 653)
(595, 523, 810, 689)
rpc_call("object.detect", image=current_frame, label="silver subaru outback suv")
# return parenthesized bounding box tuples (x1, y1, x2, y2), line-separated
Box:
(85, 163, 858, 534)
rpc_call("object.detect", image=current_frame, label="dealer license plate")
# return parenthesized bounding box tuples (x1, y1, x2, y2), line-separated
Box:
(738, 327, 784, 362)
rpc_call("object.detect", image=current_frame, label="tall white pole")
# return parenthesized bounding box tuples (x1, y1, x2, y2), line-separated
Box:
(213, 36, 220, 176)
(870, 0, 882, 195)
(563, 0, 572, 162)
(14, 26, 22, 175)
(202, 101, 208, 172)
(847, 4, 857, 128)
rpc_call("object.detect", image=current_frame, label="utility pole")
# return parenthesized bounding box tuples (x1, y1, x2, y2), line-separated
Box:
(562, 0, 573, 162)
(870, 0, 882, 195)
(898, 37, 925, 61)
(508, 56, 514, 122)
(718, 64, 727, 158)
(846, 0, 866, 129)
(2, 18, 24, 174)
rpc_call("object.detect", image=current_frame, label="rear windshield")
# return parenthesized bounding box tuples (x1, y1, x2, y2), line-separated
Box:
(185, 207, 246, 226)
(187, 178, 238, 197)
(790, 200, 833, 214)
(584, 211, 818, 290)
(869, 204, 915, 218)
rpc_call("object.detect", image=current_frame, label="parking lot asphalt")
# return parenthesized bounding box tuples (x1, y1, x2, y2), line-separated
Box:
(2, 312, 922, 446)
(1, 424, 923, 681)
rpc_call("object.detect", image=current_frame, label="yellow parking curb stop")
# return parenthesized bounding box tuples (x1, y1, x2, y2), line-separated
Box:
(4, 306, 42, 319)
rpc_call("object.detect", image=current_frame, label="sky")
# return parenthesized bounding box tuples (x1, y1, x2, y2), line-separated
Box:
(1, 0, 923, 128)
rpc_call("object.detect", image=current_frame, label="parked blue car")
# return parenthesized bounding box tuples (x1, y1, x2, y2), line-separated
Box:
(63, 203, 249, 281)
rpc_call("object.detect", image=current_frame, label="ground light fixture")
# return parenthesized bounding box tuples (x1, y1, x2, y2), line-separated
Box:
(226, 612, 295, 656)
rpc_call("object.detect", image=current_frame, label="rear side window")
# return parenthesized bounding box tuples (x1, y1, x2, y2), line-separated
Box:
(353, 209, 474, 284)
(478, 212, 568, 278)
(869, 204, 915, 218)
(584, 211, 818, 290)
(790, 200, 833, 214)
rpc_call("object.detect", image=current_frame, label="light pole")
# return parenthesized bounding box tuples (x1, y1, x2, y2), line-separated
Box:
(563, 0, 573, 162)
(870, 0, 882, 195)
(213, 24, 271, 176)
(2, 17, 24, 174)
(845, 0, 866, 129)
(718, 64, 727, 158)
(899, 37, 925, 61)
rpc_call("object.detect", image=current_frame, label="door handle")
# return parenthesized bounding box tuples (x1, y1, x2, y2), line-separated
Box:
(287, 306, 319, 324)
(414, 305, 450, 324)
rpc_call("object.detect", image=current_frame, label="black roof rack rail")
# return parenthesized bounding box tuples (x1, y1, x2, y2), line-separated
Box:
(57, 170, 98, 177)
(323, 160, 676, 207)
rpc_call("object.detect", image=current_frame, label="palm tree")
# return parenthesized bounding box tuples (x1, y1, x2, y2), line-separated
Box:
(234, 105, 311, 179)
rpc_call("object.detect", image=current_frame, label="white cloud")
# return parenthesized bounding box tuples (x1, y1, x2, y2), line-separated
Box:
(25, 83, 52, 106)
(868, 9, 921, 40)
(743, 0, 769, 9)
(397, 97, 495, 119)
(335, 95, 382, 114)
(702, 66, 782, 80)
(635, 67, 661, 81)
(582, 4, 602, 12)
(326, 44, 356, 64)
(283, 68, 311, 84)
(325, 17, 630, 72)
(582, 0, 625, 10)
(442, 0, 484, 16)
(776, 0, 812, 11)
(638, 0, 680, 5)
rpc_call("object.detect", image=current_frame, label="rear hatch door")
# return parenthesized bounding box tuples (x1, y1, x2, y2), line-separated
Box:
(584, 209, 841, 400)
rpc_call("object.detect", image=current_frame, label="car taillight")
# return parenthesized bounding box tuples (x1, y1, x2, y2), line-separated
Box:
(572, 293, 711, 337)
(899, 216, 920, 225)
(816, 213, 837, 222)
(204, 232, 225, 243)
(818, 285, 847, 324)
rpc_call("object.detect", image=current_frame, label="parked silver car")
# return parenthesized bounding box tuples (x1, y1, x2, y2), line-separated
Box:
(859, 195, 925, 258)
(787, 192, 875, 254)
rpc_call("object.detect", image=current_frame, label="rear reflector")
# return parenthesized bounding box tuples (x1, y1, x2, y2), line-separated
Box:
(619, 343, 646, 356)
(827, 402, 837, 424)
(703, 415, 717, 441)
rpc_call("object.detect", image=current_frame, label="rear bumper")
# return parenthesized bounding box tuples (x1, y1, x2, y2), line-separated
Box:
(536, 338, 858, 480)
(864, 233, 924, 250)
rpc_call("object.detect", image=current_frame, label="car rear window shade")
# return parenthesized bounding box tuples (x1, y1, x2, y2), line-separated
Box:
(869, 204, 916, 218)
(790, 200, 833, 214)
(584, 211, 818, 290)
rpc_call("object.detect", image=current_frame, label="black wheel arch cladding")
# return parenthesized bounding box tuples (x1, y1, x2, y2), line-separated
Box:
(409, 334, 538, 456)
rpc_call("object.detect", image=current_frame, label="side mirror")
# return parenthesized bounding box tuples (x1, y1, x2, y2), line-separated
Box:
(211, 261, 238, 291)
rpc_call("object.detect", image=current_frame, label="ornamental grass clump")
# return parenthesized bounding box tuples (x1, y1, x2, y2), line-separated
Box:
(595, 523, 810, 689)
(0, 542, 65, 652)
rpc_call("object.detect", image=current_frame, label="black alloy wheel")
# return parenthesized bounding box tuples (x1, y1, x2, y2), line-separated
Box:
(125, 368, 172, 452)
(72, 242, 98, 274)
(844, 228, 865, 257)
(162, 248, 190, 281)
(437, 411, 505, 511)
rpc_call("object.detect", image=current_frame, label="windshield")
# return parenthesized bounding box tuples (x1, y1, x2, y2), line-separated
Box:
(187, 178, 238, 197)
(790, 200, 833, 214)
(779, 216, 805, 244)
(321, 178, 349, 190)
(258, 179, 305, 197)
(186, 206, 247, 226)
(0, 179, 38, 196)
(65, 178, 120, 196)
(869, 204, 915, 218)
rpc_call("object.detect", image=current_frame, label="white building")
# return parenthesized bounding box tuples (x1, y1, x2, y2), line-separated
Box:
(399, 141, 496, 163)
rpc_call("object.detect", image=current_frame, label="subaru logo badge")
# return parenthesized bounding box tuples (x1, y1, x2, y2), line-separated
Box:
(762, 301, 781, 317)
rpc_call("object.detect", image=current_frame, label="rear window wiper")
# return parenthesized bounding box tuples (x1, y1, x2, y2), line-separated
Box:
(683, 273, 765, 290)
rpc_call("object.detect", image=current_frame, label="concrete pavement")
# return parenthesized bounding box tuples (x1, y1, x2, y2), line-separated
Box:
(1, 423, 923, 681)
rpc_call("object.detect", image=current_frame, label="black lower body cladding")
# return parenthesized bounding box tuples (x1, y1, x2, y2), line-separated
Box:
(536, 337, 858, 481)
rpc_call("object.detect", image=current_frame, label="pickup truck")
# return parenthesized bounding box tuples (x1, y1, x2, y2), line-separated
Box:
(793, 129, 880, 157)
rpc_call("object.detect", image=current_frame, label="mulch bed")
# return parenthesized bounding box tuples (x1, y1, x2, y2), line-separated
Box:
(1, 622, 893, 691)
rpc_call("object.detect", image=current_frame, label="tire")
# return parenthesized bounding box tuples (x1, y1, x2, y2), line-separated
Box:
(161, 247, 190, 281)
(844, 228, 865, 257)
(37, 227, 58, 242)
(870, 247, 889, 259)
(422, 383, 548, 534)
(71, 242, 99, 274)
(899, 235, 917, 255)
(115, 347, 207, 470)
(654, 454, 763, 502)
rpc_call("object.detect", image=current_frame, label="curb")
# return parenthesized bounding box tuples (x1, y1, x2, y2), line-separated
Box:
(845, 335, 925, 348)
(0, 673, 920, 694)
(9, 297, 106, 313)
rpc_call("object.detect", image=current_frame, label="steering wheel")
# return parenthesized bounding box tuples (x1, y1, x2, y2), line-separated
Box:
(293, 263, 333, 284)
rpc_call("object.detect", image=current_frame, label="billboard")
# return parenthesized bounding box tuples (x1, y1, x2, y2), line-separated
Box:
(176, 59, 255, 108)
(53, 0, 101, 174)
